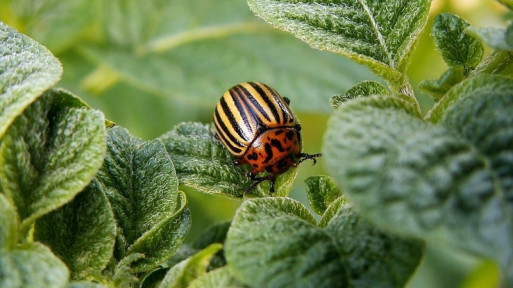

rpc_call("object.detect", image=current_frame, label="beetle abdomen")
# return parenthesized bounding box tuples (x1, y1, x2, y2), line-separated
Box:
(214, 82, 295, 156)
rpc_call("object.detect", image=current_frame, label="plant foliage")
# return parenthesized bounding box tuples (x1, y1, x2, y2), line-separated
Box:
(0, 0, 512, 287)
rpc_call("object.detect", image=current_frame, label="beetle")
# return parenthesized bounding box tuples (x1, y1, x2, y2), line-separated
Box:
(213, 81, 321, 195)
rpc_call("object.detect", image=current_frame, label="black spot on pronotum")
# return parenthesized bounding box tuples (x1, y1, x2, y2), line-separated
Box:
(263, 143, 273, 163)
(270, 139, 285, 152)
(274, 130, 284, 135)
(286, 130, 295, 140)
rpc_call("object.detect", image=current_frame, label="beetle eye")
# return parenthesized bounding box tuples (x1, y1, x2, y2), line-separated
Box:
(294, 123, 302, 131)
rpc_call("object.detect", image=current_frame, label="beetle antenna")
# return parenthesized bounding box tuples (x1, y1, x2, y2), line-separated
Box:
(299, 153, 322, 165)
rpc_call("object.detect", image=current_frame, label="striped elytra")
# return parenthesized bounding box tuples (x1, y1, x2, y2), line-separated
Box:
(214, 82, 321, 195)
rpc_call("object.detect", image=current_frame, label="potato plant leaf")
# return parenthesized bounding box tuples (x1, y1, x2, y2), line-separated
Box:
(80, 0, 378, 114)
(0, 193, 18, 250)
(0, 242, 69, 288)
(323, 79, 513, 282)
(330, 81, 389, 109)
(188, 267, 249, 288)
(95, 126, 189, 273)
(319, 198, 424, 288)
(34, 180, 116, 281)
(246, 0, 432, 91)
(225, 197, 422, 288)
(466, 26, 513, 51)
(305, 175, 342, 215)
(432, 14, 483, 70)
(0, 89, 106, 235)
(0, 21, 62, 139)
(419, 65, 465, 100)
(158, 244, 222, 288)
(160, 122, 295, 198)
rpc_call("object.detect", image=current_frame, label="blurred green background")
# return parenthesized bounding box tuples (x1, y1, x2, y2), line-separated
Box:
(0, 0, 508, 287)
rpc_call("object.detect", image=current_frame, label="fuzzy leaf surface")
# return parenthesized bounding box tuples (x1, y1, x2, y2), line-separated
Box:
(159, 244, 222, 288)
(320, 198, 424, 288)
(419, 65, 465, 100)
(0, 89, 106, 233)
(0, 242, 69, 288)
(466, 26, 513, 51)
(0, 193, 18, 250)
(437, 75, 513, 213)
(34, 180, 116, 280)
(330, 81, 389, 109)
(246, 0, 432, 88)
(160, 122, 295, 198)
(323, 89, 513, 282)
(0, 21, 62, 138)
(225, 197, 345, 288)
(432, 14, 483, 69)
(96, 126, 189, 272)
(225, 196, 423, 288)
(188, 267, 249, 288)
(305, 175, 342, 215)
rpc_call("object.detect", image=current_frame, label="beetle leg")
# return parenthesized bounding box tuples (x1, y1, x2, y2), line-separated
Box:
(283, 97, 291, 105)
(244, 173, 277, 196)
(298, 153, 322, 165)
(269, 178, 276, 195)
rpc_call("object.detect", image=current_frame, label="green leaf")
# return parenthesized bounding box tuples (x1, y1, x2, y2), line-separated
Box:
(320, 198, 424, 287)
(66, 282, 107, 288)
(158, 244, 223, 288)
(192, 221, 231, 250)
(192, 221, 231, 271)
(305, 175, 342, 215)
(330, 81, 389, 109)
(0, 242, 69, 288)
(466, 26, 513, 51)
(80, 0, 378, 114)
(188, 267, 249, 288)
(4, 0, 95, 53)
(427, 74, 513, 124)
(0, 193, 18, 250)
(432, 14, 483, 70)
(225, 197, 346, 288)
(96, 126, 190, 272)
(99, 0, 169, 47)
(0, 21, 62, 139)
(437, 74, 513, 209)
(34, 180, 116, 281)
(468, 50, 513, 78)
(246, 0, 432, 90)
(419, 65, 465, 100)
(160, 122, 296, 198)
(127, 191, 191, 272)
(323, 89, 513, 282)
(226, 197, 423, 288)
(0, 88, 106, 234)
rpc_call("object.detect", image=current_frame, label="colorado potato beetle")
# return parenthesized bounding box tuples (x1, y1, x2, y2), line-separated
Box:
(213, 81, 321, 195)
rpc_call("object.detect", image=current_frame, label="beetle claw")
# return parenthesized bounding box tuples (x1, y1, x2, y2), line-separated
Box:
(298, 153, 322, 165)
